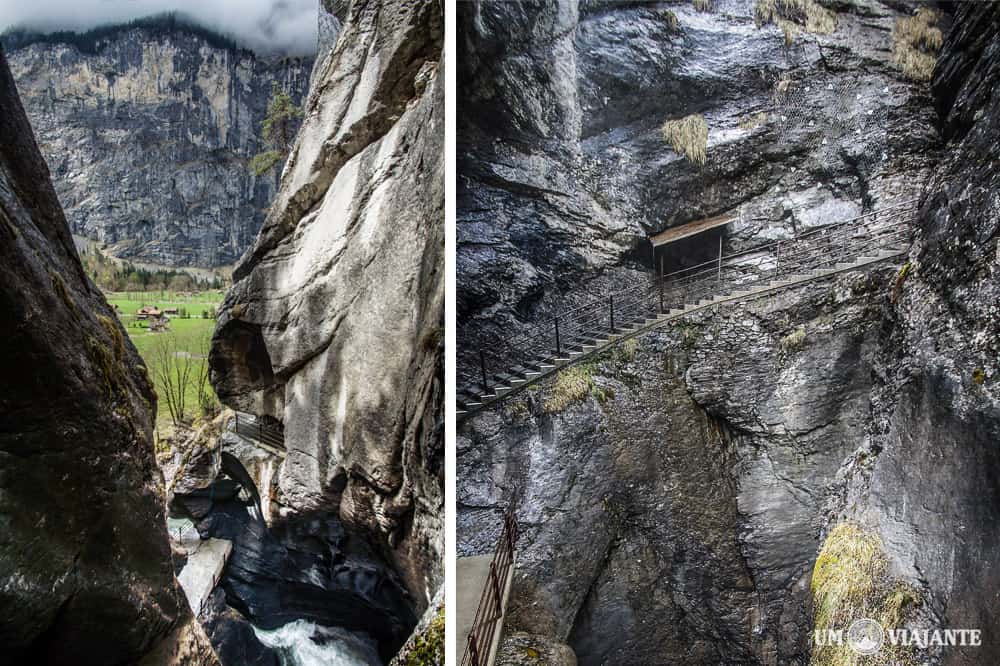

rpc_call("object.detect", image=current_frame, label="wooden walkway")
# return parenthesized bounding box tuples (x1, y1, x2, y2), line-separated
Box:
(457, 201, 917, 421)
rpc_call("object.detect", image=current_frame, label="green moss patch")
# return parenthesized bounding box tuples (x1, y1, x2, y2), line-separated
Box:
(405, 606, 444, 666)
(542, 361, 616, 413)
(50, 270, 79, 319)
(780, 326, 806, 352)
(615, 337, 639, 363)
(739, 111, 769, 130)
(660, 9, 679, 31)
(544, 364, 597, 413)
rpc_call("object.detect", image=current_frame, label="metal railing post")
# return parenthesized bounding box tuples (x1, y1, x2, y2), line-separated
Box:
(610, 296, 615, 333)
(554, 317, 561, 355)
(717, 235, 723, 286)
(479, 349, 489, 393)
(774, 241, 781, 278)
(468, 638, 481, 666)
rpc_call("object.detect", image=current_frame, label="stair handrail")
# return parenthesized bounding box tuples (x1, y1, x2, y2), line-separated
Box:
(462, 504, 519, 666)
(458, 201, 917, 397)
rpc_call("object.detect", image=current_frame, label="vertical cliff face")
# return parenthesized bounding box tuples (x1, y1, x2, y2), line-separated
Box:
(0, 48, 216, 664)
(457, 0, 937, 369)
(210, 0, 444, 619)
(850, 4, 1000, 663)
(459, 1, 998, 664)
(6, 25, 312, 267)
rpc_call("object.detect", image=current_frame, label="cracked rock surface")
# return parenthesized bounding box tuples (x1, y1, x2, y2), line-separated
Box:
(459, 1, 1000, 664)
(7, 27, 311, 267)
(210, 0, 444, 635)
(0, 48, 217, 665)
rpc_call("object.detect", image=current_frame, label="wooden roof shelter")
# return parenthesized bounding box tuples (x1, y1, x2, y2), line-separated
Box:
(650, 212, 735, 247)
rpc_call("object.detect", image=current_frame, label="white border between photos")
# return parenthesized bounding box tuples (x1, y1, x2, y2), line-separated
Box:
(444, 0, 457, 662)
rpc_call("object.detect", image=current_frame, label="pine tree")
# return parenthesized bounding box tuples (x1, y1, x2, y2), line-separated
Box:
(251, 82, 303, 176)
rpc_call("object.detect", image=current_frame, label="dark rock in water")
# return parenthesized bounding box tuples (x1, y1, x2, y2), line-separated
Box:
(6, 24, 312, 268)
(0, 48, 216, 664)
(200, 588, 280, 666)
(196, 494, 417, 664)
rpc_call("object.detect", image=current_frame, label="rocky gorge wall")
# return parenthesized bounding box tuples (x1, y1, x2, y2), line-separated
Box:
(458, 1, 999, 664)
(0, 47, 217, 665)
(209, 0, 445, 654)
(6, 25, 312, 268)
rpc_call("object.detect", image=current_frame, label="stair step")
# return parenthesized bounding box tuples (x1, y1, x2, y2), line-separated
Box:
(457, 229, 916, 419)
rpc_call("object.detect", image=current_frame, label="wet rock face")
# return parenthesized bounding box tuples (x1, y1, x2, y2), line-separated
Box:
(0, 48, 215, 664)
(6, 28, 311, 267)
(197, 499, 416, 663)
(459, 274, 888, 664)
(457, 0, 937, 368)
(459, 1, 1000, 665)
(210, 0, 444, 619)
(849, 3, 1000, 663)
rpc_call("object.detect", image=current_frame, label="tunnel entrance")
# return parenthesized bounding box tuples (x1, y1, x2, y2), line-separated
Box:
(220, 452, 264, 521)
(171, 452, 264, 523)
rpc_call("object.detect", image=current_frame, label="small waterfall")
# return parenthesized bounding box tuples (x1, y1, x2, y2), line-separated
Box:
(252, 620, 381, 666)
(259, 458, 275, 522)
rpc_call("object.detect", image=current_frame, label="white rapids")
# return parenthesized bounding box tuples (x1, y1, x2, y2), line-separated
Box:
(252, 620, 382, 666)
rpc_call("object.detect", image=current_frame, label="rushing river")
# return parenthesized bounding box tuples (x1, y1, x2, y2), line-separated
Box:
(173, 464, 416, 664)
(252, 620, 382, 666)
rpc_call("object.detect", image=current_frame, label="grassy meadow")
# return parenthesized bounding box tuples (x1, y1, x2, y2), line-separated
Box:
(104, 290, 224, 429)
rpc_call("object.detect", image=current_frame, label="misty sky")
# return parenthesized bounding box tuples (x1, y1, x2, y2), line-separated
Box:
(0, 0, 318, 55)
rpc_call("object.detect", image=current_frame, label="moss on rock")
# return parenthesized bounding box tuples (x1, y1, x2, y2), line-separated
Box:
(403, 605, 444, 666)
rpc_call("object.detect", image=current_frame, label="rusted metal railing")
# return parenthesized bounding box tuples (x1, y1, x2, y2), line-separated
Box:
(462, 506, 519, 666)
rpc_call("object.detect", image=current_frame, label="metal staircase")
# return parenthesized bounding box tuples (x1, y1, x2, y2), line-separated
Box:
(457, 200, 917, 421)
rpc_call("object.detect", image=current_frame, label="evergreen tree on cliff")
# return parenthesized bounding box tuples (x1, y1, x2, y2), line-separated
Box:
(250, 82, 303, 176)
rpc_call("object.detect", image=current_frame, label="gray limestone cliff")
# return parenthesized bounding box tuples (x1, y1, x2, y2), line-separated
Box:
(210, 0, 444, 640)
(6, 23, 312, 268)
(458, 1, 999, 665)
(0, 47, 217, 665)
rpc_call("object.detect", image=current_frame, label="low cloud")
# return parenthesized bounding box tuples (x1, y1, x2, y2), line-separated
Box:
(0, 0, 318, 56)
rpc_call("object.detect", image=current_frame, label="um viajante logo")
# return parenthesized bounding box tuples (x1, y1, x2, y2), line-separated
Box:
(814, 618, 982, 655)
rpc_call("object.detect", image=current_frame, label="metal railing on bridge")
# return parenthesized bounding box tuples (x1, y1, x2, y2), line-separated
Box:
(233, 411, 285, 451)
(457, 199, 918, 419)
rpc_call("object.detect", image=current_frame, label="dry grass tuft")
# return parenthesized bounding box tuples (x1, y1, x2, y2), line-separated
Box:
(616, 337, 639, 363)
(543, 364, 595, 413)
(755, 0, 837, 43)
(660, 9, 679, 31)
(693, 0, 713, 13)
(893, 8, 942, 81)
(780, 326, 806, 351)
(738, 111, 769, 130)
(811, 523, 922, 666)
(661, 114, 709, 165)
